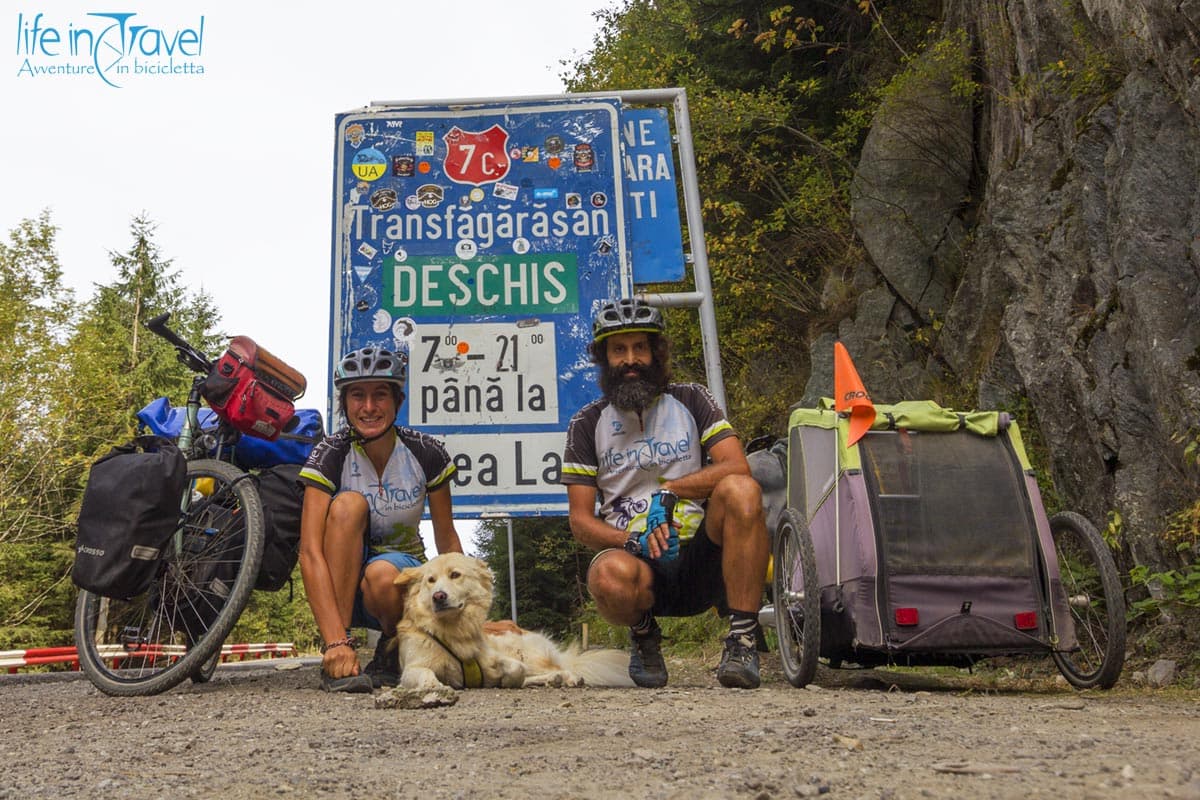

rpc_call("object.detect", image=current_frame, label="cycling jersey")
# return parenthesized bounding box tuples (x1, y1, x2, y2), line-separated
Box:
(299, 426, 455, 560)
(561, 383, 735, 542)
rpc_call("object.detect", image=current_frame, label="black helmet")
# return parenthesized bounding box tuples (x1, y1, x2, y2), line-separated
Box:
(333, 346, 408, 390)
(591, 298, 664, 342)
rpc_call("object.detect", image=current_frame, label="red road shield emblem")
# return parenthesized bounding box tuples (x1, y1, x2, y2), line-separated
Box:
(442, 124, 511, 186)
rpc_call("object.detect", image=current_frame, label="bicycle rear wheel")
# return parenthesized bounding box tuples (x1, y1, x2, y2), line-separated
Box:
(74, 459, 264, 696)
(1048, 511, 1126, 689)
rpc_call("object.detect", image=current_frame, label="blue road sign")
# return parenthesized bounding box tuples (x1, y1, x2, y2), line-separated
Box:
(623, 107, 686, 283)
(331, 99, 631, 516)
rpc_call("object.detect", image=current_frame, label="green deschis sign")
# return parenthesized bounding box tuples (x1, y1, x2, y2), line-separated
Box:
(382, 253, 579, 317)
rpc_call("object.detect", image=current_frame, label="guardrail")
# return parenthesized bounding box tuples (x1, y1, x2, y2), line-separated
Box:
(1, 642, 297, 673)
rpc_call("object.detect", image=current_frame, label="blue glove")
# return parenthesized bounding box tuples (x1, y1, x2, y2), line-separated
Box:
(638, 490, 678, 561)
(634, 527, 679, 561)
(645, 490, 676, 531)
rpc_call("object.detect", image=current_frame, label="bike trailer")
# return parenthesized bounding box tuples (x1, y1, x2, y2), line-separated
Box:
(786, 399, 1077, 662)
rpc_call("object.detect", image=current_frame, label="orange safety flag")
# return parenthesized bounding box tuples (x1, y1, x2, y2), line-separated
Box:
(834, 341, 876, 446)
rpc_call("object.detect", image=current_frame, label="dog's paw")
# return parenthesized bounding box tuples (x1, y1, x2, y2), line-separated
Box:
(374, 685, 459, 709)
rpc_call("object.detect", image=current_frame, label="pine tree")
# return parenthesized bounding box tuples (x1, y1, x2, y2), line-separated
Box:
(0, 214, 224, 649)
(476, 517, 591, 638)
(56, 214, 223, 465)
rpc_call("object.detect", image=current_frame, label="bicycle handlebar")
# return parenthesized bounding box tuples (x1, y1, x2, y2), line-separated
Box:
(146, 312, 213, 374)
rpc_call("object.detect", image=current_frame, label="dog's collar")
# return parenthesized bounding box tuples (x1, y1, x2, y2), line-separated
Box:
(420, 628, 483, 688)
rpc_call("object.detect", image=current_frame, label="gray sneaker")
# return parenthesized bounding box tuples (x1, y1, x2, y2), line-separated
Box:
(716, 633, 760, 689)
(364, 634, 400, 689)
(320, 671, 374, 693)
(628, 620, 668, 688)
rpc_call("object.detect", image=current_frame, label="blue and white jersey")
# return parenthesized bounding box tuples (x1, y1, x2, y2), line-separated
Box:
(299, 426, 455, 560)
(561, 383, 735, 541)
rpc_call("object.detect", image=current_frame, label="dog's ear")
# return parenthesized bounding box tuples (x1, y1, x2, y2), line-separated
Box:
(393, 564, 423, 589)
(472, 559, 495, 595)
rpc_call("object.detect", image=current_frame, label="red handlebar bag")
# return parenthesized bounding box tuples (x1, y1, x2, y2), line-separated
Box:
(203, 336, 307, 441)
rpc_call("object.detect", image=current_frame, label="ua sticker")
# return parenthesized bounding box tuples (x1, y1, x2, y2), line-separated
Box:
(352, 147, 388, 182)
(442, 124, 511, 187)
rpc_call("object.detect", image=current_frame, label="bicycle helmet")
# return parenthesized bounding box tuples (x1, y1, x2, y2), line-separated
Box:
(333, 346, 408, 390)
(592, 298, 665, 342)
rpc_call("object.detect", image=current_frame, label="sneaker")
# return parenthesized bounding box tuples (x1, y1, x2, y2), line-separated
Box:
(363, 634, 400, 689)
(628, 620, 668, 688)
(716, 633, 761, 689)
(320, 671, 374, 693)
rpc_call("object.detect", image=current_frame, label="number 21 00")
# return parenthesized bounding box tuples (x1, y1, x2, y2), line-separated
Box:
(419, 332, 544, 373)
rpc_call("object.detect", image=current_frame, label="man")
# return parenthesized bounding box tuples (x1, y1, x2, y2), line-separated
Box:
(561, 298, 769, 689)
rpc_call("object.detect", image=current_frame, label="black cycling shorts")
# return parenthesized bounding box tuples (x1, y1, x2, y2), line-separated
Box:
(647, 521, 725, 617)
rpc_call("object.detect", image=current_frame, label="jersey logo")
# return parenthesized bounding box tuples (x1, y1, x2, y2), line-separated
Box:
(612, 495, 648, 530)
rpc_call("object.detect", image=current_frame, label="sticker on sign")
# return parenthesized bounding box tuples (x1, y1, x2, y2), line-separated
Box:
(409, 321, 558, 426)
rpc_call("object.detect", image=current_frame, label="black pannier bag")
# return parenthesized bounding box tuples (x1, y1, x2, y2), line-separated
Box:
(252, 463, 304, 591)
(167, 463, 305, 637)
(72, 436, 188, 599)
(162, 464, 304, 639)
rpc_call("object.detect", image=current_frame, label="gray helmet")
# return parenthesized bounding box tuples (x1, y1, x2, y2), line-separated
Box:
(592, 298, 664, 342)
(333, 346, 408, 390)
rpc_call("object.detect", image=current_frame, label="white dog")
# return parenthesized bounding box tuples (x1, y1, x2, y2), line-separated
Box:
(392, 552, 634, 691)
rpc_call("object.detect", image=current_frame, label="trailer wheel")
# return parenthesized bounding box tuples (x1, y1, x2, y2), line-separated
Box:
(1049, 511, 1126, 689)
(773, 507, 821, 688)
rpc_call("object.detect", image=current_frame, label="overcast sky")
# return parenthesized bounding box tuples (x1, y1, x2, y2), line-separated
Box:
(3, 0, 614, 407)
(5, 1, 617, 554)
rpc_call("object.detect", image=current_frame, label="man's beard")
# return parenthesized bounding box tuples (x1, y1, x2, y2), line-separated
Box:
(601, 361, 668, 411)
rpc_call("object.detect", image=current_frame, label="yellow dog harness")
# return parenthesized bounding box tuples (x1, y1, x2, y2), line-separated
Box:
(420, 628, 483, 688)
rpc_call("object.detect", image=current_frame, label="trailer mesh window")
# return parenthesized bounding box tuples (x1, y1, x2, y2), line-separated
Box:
(859, 430, 1038, 577)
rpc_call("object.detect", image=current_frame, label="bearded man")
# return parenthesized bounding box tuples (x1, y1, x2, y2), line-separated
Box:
(560, 298, 770, 689)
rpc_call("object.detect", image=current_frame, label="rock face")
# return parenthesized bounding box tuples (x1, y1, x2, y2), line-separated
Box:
(819, 0, 1200, 569)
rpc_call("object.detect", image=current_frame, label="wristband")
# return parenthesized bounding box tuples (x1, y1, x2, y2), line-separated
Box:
(320, 636, 360, 654)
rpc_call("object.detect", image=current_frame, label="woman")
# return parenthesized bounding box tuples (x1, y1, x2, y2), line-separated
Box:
(298, 346, 463, 692)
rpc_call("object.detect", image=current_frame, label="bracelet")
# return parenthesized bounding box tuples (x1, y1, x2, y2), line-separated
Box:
(319, 636, 360, 654)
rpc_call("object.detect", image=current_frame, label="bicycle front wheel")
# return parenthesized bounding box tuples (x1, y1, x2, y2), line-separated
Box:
(74, 459, 264, 696)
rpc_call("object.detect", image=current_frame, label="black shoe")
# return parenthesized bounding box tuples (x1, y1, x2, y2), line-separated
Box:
(320, 671, 374, 693)
(628, 620, 668, 688)
(716, 633, 761, 689)
(364, 634, 400, 689)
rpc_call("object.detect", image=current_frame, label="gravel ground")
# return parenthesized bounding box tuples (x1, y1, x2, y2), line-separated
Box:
(1, 651, 1198, 800)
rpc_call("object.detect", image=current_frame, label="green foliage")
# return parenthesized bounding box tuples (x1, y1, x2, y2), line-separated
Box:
(0, 542, 75, 650)
(991, 0, 1123, 124)
(476, 517, 593, 638)
(1045, 10, 1122, 101)
(1103, 510, 1124, 552)
(0, 211, 223, 651)
(0, 212, 76, 548)
(1166, 429, 1200, 547)
(56, 214, 223, 467)
(232, 571, 321, 655)
(577, 599, 729, 656)
(1128, 556, 1200, 622)
(566, 0, 940, 436)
